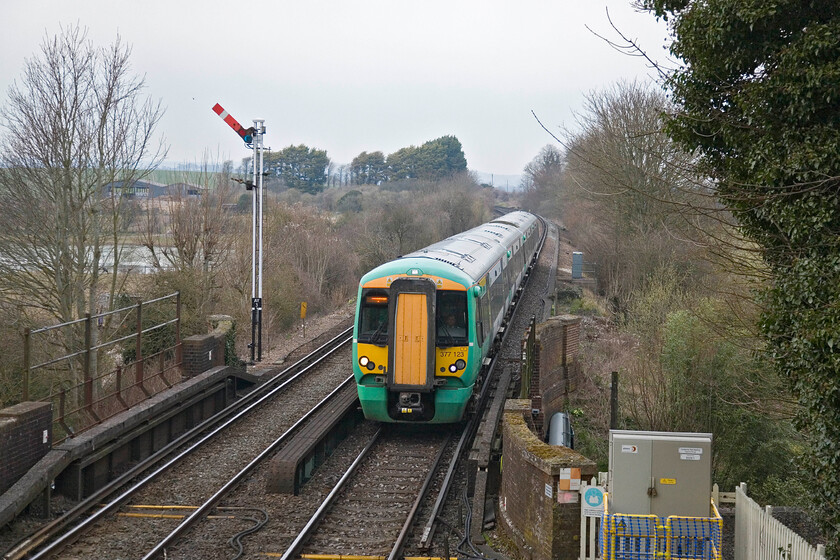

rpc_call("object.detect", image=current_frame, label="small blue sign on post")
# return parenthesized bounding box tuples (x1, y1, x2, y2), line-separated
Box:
(582, 486, 605, 517)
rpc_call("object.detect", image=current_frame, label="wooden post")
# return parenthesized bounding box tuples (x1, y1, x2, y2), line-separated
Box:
(82, 313, 100, 422)
(609, 371, 619, 430)
(115, 365, 128, 409)
(135, 302, 149, 396)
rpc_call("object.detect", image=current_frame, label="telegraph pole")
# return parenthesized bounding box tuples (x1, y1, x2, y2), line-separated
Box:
(212, 104, 266, 362)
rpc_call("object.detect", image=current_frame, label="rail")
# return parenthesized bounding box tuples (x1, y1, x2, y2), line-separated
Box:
(143, 375, 358, 560)
(277, 428, 451, 560)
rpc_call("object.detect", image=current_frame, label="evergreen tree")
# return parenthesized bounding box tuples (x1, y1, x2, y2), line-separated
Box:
(350, 151, 386, 184)
(264, 144, 330, 194)
(386, 146, 419, 180)
(642, 1, 840, 553)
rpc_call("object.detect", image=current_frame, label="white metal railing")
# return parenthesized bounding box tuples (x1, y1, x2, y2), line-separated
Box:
(735, 482, 825, 560)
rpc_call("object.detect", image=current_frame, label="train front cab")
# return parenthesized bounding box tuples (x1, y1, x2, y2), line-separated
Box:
(354, 276, 476, 423)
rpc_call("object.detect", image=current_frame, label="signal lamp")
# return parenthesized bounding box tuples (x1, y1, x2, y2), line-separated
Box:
(240, 126, 256, 143)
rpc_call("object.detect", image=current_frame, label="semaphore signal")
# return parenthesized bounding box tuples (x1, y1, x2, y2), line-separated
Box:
(212, 103, 256, 143)
(211, 102, 267, 363)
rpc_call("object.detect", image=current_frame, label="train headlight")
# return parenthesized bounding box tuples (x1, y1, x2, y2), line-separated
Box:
(448, 360, 467, 373)
(359, 356, 369, 367)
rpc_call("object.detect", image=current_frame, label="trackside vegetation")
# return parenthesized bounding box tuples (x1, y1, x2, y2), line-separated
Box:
(640, 1, 840, 554)
(522, 78, 815, 536)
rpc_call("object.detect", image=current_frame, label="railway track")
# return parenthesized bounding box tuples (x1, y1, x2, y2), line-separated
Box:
(4, 326, 354, 560)
(279, 426, 454, 560)
(5, 216, 558, 560)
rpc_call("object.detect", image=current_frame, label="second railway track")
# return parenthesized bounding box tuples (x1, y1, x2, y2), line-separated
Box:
(8, 327, 355, 560)
(279, 426, 454, 560)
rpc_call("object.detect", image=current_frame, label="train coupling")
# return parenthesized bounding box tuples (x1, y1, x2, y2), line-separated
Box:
(398, 392, 424, 415)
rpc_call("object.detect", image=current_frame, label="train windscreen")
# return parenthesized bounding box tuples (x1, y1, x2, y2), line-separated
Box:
(358, 292, 388, 344)
(436, 290, 468, 347)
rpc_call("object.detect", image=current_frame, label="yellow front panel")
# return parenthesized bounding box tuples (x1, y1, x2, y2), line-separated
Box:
(394, 293, 428, 386)
(435, 347, 468, 377)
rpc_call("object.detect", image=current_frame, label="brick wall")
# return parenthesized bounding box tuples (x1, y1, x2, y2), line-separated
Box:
(533, 315, 581, 439)
(0, 402, 52, 494)
(499, 399, 597, 560)
(182, 315, 233, 377)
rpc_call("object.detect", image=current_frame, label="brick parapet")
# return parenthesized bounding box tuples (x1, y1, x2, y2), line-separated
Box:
(182, 315, 234, 377)
(0, 364, 244, 528)
(0, 402, 52, 495)
(533, 315, 581, 439)
(500, 399, 597, 560)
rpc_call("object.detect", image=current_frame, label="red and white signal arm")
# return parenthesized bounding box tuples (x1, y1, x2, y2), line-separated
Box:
(212, 103, 254, 142)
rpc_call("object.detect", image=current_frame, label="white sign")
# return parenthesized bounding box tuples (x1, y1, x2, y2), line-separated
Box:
(679, 447, 703, 455)
(621, 444, 638, 453)
(545, 483, 553, 499)
(680, 454, 702, 461)
(582, 486, 605, 517)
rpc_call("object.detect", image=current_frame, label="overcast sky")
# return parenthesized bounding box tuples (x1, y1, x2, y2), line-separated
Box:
(1, 1, 671, 181)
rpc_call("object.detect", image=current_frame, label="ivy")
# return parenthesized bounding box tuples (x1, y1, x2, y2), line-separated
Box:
(642, 0, 840, 555)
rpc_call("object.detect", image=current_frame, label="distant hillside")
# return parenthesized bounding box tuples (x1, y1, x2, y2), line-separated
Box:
(144, 167, 222, 186)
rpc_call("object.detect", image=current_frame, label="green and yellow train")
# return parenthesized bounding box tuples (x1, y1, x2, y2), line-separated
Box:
(352, 211, 540, 423)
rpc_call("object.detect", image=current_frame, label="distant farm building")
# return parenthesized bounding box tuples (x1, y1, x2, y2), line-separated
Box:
(102, 180, 205, 200)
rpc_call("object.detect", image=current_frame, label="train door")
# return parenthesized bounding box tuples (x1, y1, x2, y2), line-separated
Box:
(393, 292, 428, 386)
(387, 278, 436, 393)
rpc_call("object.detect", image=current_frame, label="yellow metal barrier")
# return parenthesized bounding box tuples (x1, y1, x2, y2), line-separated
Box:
(600, 493, 722, 560)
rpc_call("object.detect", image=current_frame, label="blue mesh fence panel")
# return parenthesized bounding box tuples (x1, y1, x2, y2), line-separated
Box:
(600, 494, 722, 560)
(668, 515, 722, 559)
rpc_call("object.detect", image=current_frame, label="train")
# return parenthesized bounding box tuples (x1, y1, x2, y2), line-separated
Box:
(352, 211, 541, 423)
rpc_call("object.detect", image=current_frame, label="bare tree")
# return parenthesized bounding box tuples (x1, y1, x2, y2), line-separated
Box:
(139, 158, 238, 330)
(558, 81, 710, 313)
(0, 26, 165, 376)
(521, 145, 564, 216)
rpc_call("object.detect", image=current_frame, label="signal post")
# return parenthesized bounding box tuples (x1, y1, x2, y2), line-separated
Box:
(212, 103, 266, 363)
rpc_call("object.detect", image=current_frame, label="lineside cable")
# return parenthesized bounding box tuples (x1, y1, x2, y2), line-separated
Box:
(226, 507, 269, 560)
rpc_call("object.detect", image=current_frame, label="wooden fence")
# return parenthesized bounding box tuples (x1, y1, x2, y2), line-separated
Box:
(734, 483, 825, 560)
(579, 474, 607, 560)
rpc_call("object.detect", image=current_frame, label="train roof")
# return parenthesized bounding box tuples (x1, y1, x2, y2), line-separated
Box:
(388, 211, 538, 283)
